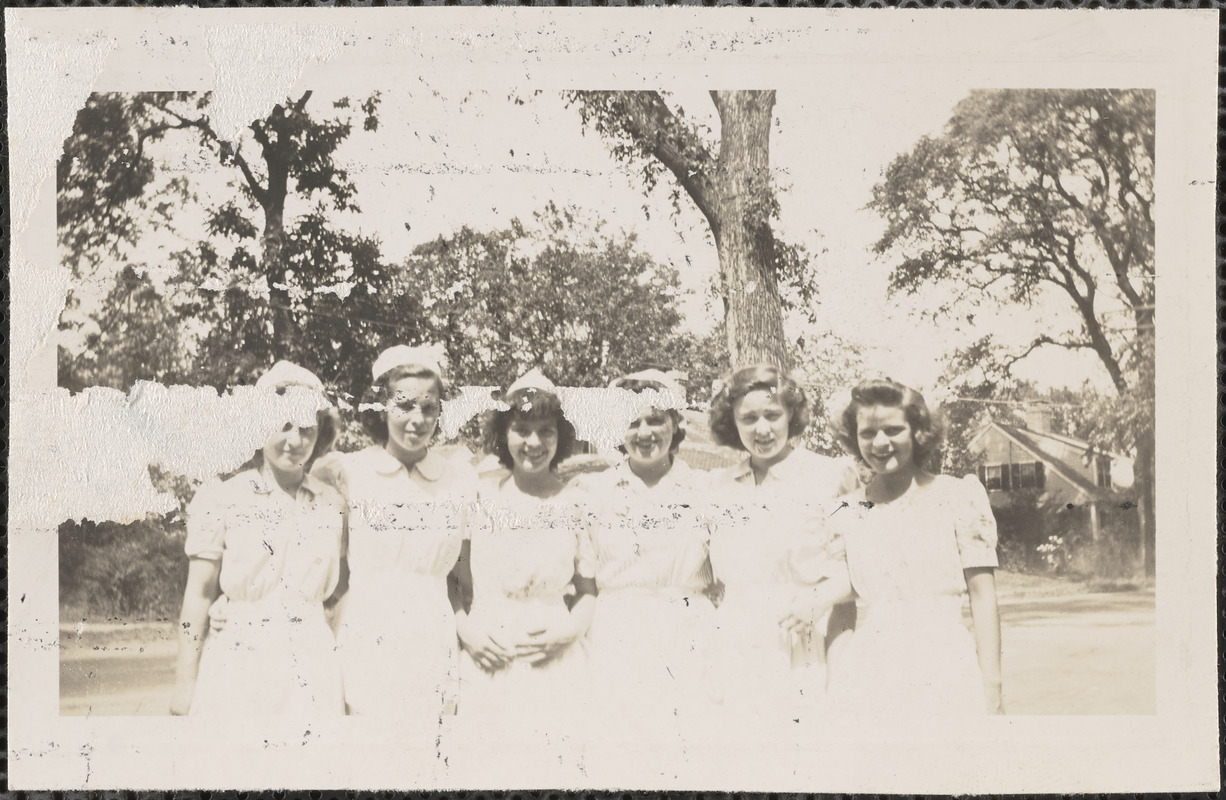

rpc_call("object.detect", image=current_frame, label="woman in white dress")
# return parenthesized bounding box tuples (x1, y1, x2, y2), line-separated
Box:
(822, 378, 1004, 715)
(170, 361, 345, 717)
(704, 364, 860, 730)
(452, 368, 595, 761)
(311, 344, 479, 722)
(575, 370, 716, 777)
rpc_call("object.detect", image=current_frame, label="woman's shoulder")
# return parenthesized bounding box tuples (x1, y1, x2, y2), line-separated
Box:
(709, 456, 751, 486)
(188, 472, 241, 509)
(303, 473, 347, 510)
(930, 472, 990, 498)
(566, 464, 615, 495)
(476, 469, 512, 499)
(185, 468, 266, 519)
(313, 446, 377, 477)
(789, 447, 856, 474)
(425, 445, 481, 488)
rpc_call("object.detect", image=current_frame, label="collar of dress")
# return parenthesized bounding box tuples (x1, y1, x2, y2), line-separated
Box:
(730, 446, 812, 484)
(366, 446, 446, 482)
(612, 457, 690, 490)
(245, 466, 329, 498)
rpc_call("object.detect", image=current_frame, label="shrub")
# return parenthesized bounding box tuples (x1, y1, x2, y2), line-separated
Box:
(60, 515, 189, 622)
(991, 490, 1141, 579)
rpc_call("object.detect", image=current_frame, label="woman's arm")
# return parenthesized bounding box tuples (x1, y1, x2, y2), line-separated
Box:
(169, 557, 222, 715)
(451, 539, 514, 672)
(518, 575, 597, 666)
(779, 571, 854, 635)
(325, 511, 351, 607)
(965, 567, 1004, 714)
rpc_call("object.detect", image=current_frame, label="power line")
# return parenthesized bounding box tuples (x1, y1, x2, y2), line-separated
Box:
(945, 397, 1085, 408)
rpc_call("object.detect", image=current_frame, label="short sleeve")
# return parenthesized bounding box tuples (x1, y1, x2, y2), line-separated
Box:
(184, 479, 227, 561)
(833, 459, 864, 499)
(789, 520, 848, 585)
(310, 451, 349, 501)
(954, 474, 999, 569)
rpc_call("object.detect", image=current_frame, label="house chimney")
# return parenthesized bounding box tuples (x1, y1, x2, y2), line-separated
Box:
(1022, 405, 1053, 434)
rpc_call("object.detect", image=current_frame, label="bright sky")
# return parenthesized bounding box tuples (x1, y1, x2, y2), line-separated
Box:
(84, 85, 1116, 395)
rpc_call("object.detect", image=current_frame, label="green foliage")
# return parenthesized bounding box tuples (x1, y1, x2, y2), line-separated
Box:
(60, 516, 189, 621)
(59, 266, 193, 392)
(870, 89, 1154, 389)
(58, 90, 397, 394)
(871, 89, 1156, 574)
(793, 331, 870, 458)
(57, 92, 198, 272)
(563, 90, 717, 206)
(564, 90, 817, 368)
(401, 203, 687, 389)
(657, 322, 731, 405)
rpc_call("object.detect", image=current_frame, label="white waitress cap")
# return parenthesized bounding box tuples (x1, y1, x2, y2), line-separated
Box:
(505, 367, 557, 396)
(371, 343, 447, 383)
(255, 360, 327, 396)
(609, 368, 686, 405)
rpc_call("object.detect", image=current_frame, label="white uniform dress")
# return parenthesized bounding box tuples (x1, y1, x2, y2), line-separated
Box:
(457, 474, 594, 747)
(576, 461, 715, 721)
(705, 448, 860, 729)
(185, 467, 345, 716)
(312, 446, 478, 721)
(825, 474, 999, 716)
(575, 459, 716, 779)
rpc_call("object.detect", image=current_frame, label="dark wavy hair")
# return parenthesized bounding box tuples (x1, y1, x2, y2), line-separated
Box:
(707, 364, 810, 451)
(613, 376, 687, 457)
(482, 387, 577, 470)
(358, 364, 447, 446)
(829, 378, 944, 470)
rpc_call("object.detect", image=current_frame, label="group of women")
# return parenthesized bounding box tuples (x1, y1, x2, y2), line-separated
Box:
(171, 345, 1004, 756)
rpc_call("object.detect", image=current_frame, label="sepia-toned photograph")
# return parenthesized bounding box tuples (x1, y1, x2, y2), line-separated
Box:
(7, 7, 1219, 793)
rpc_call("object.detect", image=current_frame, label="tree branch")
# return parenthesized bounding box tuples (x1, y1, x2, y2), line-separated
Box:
(592, 91, 721, 228)
(155, 103, 268, 206)
(1002, 334, 1091, 370)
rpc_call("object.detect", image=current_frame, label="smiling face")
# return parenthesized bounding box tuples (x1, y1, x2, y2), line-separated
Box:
(624, 408, 676, 473)
(506, 416, 559, 476)
(384, 376, 442, 460)
(733, 389, 793, 465)
(855, 404, 916, 477)
(263, 423, 320, 476)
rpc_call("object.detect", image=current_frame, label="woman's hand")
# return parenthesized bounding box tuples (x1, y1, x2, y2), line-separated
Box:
(778, 573, 854, 635)
(518, 580, 596, 668)
(206, 595, 229, 635)
(515, 619, 583, 667)
(984, 682, 1006, 715)
(456, 613, 514, 673)
(168, 679, 196, 716)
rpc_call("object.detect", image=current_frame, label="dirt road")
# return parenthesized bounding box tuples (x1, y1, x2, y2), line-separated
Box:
(997, 590, 1155, 714)
(60, 589, 1155, 716)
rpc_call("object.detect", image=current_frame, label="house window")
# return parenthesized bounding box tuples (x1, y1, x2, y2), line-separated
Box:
(980, 462, 1045, 491)
(1096, 456, 1112, 489)
(1014, 462, 1046, 489)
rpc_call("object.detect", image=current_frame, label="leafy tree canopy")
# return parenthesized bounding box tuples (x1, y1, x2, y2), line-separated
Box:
(401, 202, 690, 390)
(58, 91, 399, 393)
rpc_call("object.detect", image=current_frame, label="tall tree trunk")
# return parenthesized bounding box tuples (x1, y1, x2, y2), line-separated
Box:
(261, 202, 292, 361)
(1133, 309, 1156, 577)
(711, 91, 791, 372)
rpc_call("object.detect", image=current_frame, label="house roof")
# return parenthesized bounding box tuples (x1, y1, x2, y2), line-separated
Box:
(984, 422, 1113, 501)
